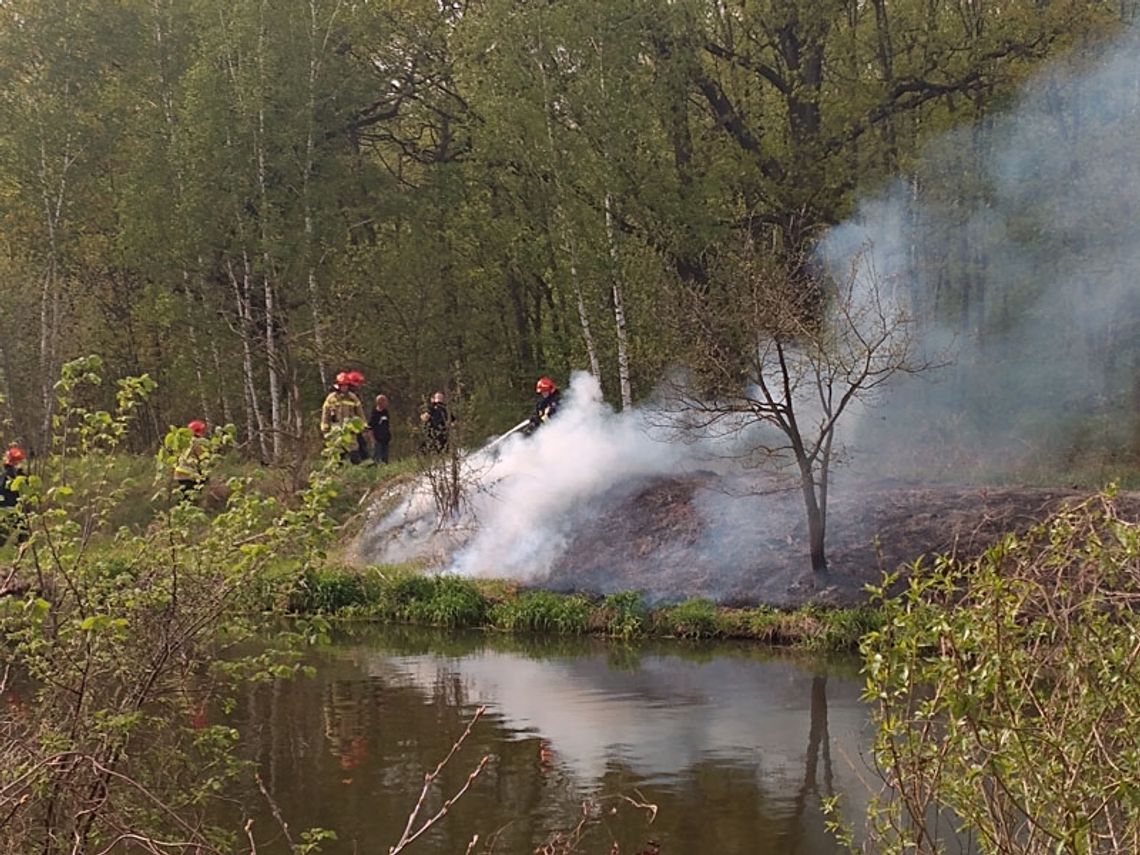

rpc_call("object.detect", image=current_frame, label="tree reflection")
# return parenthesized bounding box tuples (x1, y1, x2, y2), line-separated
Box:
(228, 634, 863, 854)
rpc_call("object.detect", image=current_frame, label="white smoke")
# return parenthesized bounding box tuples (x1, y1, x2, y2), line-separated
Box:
(817, 32, 1140, 475)
(359, 372, 746, 580)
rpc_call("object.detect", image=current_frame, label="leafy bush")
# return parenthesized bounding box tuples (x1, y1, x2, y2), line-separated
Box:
(595, 591, 646, 639)
(403, 577, 488, 627)
(0, 356, 338, 854)
(857, 493, 1140, 854)
(292, 567, 370, 613)
(816, 606, 882, 651)
(658, 598, 721, 639)
(490, 591, 590, 634)
(388, 573, 439, 610)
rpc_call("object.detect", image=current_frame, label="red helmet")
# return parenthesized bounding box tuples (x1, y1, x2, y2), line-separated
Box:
(4, 446, 25, 465)
(335, 371, 351, 387)
(187, 420, 207, 437)
(346, 370, 365, 387)
(536, 376, 557, 395)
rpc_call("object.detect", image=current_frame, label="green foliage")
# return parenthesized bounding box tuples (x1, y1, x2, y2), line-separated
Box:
(490, 590, 591, 634)
(792, 605, 884, 653)
(656, 598, 722, 639)
(2, 0, 1133, 490)
(387, 572, 442, 614)
(292, 567, 373, 614)
(857, 494, 1140, 854)
(286, 566, 879, 651)
(403, 577, 489, 628)
(0, 360, 343, 854)
(596, 591, 647, 640)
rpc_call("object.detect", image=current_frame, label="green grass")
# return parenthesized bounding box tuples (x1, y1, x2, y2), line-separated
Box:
(285, 566, 881, 651)
(489, 590, 591, 634)
(653, 598, 722, 639)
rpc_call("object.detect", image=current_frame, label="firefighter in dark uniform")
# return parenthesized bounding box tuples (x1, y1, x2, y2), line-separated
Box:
(527, 376, 561, 433)
(420, 391, 452, 453)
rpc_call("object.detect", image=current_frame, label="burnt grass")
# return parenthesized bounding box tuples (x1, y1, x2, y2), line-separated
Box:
(541, 473, 1140, 609)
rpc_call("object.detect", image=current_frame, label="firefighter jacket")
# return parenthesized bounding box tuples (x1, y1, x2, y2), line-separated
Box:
(0, 463, 22, 508)
(529, 390, 561, 429)
(173, 437, 208, 482)
(321, 390, 365, 436)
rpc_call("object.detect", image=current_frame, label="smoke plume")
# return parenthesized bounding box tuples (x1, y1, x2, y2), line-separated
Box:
(357, 372, 753, 580)
(821, 32, 1140, 477)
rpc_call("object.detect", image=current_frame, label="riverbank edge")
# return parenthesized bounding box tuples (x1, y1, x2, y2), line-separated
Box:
(286, 564, 883, 652)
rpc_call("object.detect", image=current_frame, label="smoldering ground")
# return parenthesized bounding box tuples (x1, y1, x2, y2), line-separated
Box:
(354, 372, 790, 590)
(352, 367, 1134, 605)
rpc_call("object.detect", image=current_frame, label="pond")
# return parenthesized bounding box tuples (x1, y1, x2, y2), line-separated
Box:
(231, 627, 874, 854)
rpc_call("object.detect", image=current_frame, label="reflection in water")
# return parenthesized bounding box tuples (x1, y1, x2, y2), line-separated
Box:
(232, 628, 871, 854)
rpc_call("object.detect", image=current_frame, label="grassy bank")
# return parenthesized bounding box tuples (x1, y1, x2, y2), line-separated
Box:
(287, 564, 882, 651)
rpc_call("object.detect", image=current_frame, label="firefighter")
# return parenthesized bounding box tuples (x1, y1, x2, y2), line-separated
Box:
(321, 371, 367, 463)
(527, 376, 561, 433)
(173, 420, 210, 498)
(419, 391, 452, 453)
(1, 446, 28, 545)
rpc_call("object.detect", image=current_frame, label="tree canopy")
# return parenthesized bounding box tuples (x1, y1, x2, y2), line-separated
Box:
(0, 0, 1135, 462)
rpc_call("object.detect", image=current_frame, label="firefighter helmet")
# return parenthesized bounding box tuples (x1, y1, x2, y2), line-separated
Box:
(535, 376, 557, 395)
(188, 420, 207, 437)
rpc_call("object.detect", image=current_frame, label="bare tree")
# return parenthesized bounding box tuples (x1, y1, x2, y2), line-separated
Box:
(667, 245, 928, 572)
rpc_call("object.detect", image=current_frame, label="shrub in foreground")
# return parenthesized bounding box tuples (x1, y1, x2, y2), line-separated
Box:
(0, 357, 338, 854)
(854, 493, 1140, 854)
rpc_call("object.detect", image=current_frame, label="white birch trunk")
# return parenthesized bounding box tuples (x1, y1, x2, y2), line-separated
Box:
(37, 127, 72, 445)
(594, 40, 633, 408)
(604, 193, 633, 409)
(230, 255, 269, 460)
(256, 0, 282, 460)
(536, 41, 601, 378)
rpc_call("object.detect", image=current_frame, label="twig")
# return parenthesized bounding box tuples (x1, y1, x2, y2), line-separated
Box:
(389, 705, 490, 854)
(245, 818, 257, 855)
(620, 791, 658, 824)
(255, 773, 295, 851)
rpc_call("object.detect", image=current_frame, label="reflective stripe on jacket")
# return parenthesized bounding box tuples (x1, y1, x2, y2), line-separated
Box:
(173, 438, 207, 481)
(321, 391, 365, 435)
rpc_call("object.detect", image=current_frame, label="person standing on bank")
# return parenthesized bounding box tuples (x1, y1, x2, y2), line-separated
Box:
(420, 391, 452, 454)
(527, 376, 561, 434)
(369, 394, 391, 464)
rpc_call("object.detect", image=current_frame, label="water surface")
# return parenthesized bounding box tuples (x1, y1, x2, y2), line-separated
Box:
(233, 627, 872, 854)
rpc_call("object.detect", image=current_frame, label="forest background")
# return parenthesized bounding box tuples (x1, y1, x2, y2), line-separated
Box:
(2, 0, 1139, 468)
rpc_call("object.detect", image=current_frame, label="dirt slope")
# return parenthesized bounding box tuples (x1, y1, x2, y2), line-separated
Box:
(540, 474, 1140, 607)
